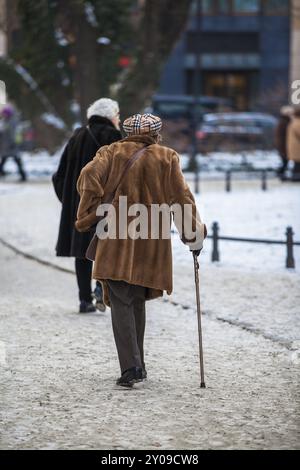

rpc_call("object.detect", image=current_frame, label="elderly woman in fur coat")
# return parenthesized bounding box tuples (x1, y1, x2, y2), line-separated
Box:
(53, 98, 122, 313)
(76, 113, 206, 387)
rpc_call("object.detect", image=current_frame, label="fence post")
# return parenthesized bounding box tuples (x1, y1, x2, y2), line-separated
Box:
(286, 226, 295, 268)
(261, 170, 267, 191)
(225, 170, 231, 192)
(211, 222, 220, 262)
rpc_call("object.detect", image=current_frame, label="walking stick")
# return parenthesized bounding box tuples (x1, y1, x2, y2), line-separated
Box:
(193, 252, 206, 388)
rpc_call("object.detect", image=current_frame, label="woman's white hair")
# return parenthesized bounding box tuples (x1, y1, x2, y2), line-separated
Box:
(86, 98, 119, 121)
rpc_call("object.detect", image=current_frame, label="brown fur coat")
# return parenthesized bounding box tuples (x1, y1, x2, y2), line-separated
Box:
(76, 134, 206, 306)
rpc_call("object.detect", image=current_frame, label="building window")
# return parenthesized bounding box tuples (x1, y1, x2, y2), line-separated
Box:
(201, 0, 230, 14)
(201, 0, 212, 14)
(195, 0, 289, 16)
(219, 0, 231, 13)
(263, 0, 289, 15)
(201, 71, 258, 110)
(199, 0, 261, 15)
(233, 0, 260, 13)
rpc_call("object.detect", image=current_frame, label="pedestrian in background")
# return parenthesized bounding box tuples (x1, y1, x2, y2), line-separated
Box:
(287, 107, 300, 182)
(0, 105, 27, 182)
(53, 98, 122, 313)
(275, 105, 293, 180)
(76, 113, 206, 387)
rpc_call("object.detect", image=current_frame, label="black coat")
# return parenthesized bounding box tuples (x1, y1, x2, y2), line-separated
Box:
(53, 116, 122, 258)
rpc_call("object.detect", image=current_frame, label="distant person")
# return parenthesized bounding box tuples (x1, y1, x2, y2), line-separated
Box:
(287, 107, 300, 182)
(52, 98, 122, 313)
(275, 106, 293, 180)
(0, 105, 27, 182)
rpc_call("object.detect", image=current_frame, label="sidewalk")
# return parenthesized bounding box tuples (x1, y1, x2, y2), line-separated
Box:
(0, 181, 299, 449)
(0, 181, 299, 345)
(0, 242, 299, 449)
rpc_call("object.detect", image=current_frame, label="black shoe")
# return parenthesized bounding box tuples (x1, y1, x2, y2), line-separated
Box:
(142, 368, 147, 379)
(93, 284, 106, 312)
(79, 301, 96, 313)
(116, 367, 143, 388)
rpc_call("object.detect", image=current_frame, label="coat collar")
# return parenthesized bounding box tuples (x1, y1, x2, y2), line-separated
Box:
(121, 134, 157, 146)
(88, 115, 116, 128)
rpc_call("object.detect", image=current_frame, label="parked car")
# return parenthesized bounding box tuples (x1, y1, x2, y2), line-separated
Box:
(196, 112, 278, 153)
(146, 94, 233, 152)
(149, 94, 232, 118)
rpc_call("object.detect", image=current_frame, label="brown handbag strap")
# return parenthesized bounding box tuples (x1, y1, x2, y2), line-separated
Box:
(103, 145, 148, 203)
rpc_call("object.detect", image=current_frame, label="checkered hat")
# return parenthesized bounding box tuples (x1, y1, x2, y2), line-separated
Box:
(123, 113, 162, 136)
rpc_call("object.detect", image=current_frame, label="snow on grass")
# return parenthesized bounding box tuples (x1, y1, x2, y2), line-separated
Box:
(0, 172, 299, 347)
(1, 148, 283, 181)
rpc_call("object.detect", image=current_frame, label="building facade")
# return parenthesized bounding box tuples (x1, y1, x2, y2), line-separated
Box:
(159, 0, 291, 113)
(290, 0, 300, 87)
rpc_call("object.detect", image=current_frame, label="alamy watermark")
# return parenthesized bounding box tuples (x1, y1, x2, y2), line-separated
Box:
(291, 80, 300, 105)
(94, 196, 203, 248)
(0, 80, 6, 106)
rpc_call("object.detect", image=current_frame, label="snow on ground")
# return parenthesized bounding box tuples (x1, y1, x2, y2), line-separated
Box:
(181, 149, 283, 174)
(175, 179, 300, 271)
(1, 177, 299, 273)
(0, 242, 299, 450)
(0, 149, 61, 180)
(0, 178, 299, 347)
(0, 158, 299, 449)
(1, 148, 283, 181)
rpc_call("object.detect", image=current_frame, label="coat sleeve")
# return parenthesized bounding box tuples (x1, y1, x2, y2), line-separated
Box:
(52, 129, 81, 202)
(52, 142, 69, 202)
(75, 145, 111, 232)
(169, 151, 207, 250)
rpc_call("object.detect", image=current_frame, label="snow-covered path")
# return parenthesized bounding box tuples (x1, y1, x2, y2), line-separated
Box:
(0, 180, 299, 346)
(0, 242, 299, 450)
(0, 180, 299, 449)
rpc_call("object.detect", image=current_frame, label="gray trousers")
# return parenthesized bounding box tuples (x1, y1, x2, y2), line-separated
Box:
(107, 280, 146, 374)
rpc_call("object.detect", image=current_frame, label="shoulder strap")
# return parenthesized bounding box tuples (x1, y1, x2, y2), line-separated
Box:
(86, 124, 101, 147)
(104, 145, 148, 203)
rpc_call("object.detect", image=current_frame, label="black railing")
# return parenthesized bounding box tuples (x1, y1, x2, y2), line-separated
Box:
(207, 222, 300, 269)
(185, 168, 277, 192)
(224, 169, 269, 192)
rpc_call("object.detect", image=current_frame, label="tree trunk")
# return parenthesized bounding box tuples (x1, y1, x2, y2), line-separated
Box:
(56, 1, 101, 123)
(117, 0, 193, 117)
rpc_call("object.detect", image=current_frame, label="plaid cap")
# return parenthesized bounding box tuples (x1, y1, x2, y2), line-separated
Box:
(123, 113, 162, 136)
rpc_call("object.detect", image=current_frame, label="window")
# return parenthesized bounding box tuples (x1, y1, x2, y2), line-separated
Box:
(199, 0, 261, 15)
(201, 71, 256, 110)
(201, 0, 213, 14)
(219, 0, 231, 13)
(264, 0, 289, 15)
(233, 0, 260, 13)
(200, 0, 231, 14)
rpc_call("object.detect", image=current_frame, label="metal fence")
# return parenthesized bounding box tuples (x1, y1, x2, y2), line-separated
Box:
(207, 222, 300, 269)
(187, 169, 276, 193)
(224, 169, 270, 192)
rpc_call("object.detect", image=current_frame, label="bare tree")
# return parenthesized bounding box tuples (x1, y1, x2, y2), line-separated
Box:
(117, 0, 193, 116)
(56, 1, 102, 123)
(2, 0, 193, 141)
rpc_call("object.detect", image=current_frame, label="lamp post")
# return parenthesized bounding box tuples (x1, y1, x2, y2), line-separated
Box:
(190, 0, 202, 194)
